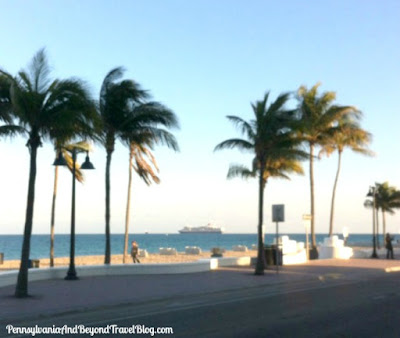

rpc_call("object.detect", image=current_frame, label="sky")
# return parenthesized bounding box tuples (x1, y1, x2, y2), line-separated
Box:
(0, 0, 399, 235)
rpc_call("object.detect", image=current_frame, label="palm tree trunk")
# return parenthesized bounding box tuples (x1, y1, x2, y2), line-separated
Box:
(382, 210, 386, 239)
(255, 163, 267, 275)
(104, 149, 112, 264)
(15, 142, 39, 298)
(123, 149, 133, 264)
(50, 165, 58, 267)
(329, 150, 342, 237)
(309, 143, 316, 248)
(376, 207, 380, 249)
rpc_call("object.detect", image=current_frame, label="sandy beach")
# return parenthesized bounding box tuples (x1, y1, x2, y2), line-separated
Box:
(0, 250, 257, 271)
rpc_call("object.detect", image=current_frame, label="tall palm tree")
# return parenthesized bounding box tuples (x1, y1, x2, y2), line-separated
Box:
(319, 116, 373, 236)
(0, 49, 97, 297)
(375, 182, 400, 242)
(123, 142, 160, 263)
(98, 67, 179, 264)
(50, 144, 84, 267)
(215, 92, 306, 275)
(295, 83, 359, 254)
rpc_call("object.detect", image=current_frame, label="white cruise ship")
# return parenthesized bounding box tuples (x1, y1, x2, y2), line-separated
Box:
(179, 223, 224, 234)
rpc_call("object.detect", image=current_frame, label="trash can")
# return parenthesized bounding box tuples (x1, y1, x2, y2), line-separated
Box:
(0, 253, 3, 265)
(211, 247, 223, 258)
(28, 259, 40, 268)
(264, 245, 282, 266)
(309, 247, 319, 260)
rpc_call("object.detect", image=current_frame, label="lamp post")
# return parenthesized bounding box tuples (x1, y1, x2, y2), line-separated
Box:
(367, 186, 378, 258)
(53, 147, 95, 280)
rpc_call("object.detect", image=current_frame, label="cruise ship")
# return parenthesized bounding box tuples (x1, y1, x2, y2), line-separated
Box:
(179, 223, 224, 234)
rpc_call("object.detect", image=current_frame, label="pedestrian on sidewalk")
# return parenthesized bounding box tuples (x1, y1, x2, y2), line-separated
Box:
(385, 233, 394, 259)
(131, 241, 141, 263)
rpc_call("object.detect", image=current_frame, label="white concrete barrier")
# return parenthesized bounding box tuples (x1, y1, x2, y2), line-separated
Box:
(185, 246, 202, 255)
(282, 250, 307, 265)
(232, 245, 248, 252)
(351, 249, 369, 258)
(159, 248, 178, 256)
(318, 236, 353, 259)
(0, 256, 252, 288)
(138, 249, 149, 258)
(217, 257, 252, 267)
(270, 236, 308, 265)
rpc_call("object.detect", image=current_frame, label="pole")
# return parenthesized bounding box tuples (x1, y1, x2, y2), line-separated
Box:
(275, 221, 279, 273)
(305, 222, 310, 260)
(371, 187, 378, 258)
(66, 149, 78, 279)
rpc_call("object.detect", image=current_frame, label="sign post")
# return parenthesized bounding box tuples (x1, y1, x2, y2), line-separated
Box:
(272, 204, 285, 273)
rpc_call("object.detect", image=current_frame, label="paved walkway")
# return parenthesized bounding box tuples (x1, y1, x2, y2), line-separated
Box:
(1, 258, 399, 322)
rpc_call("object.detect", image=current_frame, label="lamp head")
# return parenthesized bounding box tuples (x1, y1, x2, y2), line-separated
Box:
(80, 153, 95, 170)
(53, 152, 67, 166)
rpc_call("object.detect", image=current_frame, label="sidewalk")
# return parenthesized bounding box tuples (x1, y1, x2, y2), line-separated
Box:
(1, 258, 399, 322)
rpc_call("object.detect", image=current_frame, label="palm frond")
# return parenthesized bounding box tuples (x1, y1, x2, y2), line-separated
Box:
(130, 143, 160, 186)
(214, 138, 254, 152)
(62, 150, 84, 183)
(318, 105, 359, 129)
(227, 164, 256, 180)
(29, 48, 51, 93)
(0, 125, 26, 138)
(226, 115, 255, 140)
(267, 92, 291, 116)
(17, 71, 33, 92)
(140, 128, 179, 151)
(129, 102, 179, 129)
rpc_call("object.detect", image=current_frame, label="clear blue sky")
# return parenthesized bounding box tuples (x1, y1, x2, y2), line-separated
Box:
(0, 0, 399, 235)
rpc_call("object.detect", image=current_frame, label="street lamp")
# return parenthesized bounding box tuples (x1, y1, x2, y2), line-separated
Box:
(367, 186, 378, 258)
(53, 148, 95, 280)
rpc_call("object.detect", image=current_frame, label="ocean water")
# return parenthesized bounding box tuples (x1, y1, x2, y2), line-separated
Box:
(0, 233, 380, 261)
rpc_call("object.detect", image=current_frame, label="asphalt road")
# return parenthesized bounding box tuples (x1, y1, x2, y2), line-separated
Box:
(2, 272, 399, 338)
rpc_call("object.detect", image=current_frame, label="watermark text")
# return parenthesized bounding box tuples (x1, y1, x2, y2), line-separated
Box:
(5, 324, 174, 336)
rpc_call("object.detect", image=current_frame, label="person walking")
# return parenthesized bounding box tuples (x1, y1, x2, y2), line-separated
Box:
(131, 241, 141, 263)
(385, 233, 394, 259)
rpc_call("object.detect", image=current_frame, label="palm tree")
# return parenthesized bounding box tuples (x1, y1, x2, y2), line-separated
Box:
(375, 182, 400, 243)
(215, 92, 306, 275)
(98, 67, 179, 264)
(123, 142, 160, 263)
(0, 74, 24, 137)
(295, 83, 359, 255)
(319, 115, 373, 237)
(0, 49, 97, 297)
(50, 144, 84, 267)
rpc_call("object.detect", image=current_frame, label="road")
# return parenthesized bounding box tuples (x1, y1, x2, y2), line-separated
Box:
(1, 271, 399, 337)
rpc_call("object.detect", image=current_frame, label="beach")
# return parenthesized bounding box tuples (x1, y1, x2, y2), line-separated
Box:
(0, 250, 256, 271)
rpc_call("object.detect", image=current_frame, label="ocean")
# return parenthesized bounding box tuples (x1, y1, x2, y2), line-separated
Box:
(0, 233, 379, 261)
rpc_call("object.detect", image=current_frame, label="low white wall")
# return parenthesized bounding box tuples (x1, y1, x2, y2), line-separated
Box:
(319, 245, 353, 259)
(0, 256, 252, 288)
(282, 250, 307, 265)
(217, 256, 251, 267)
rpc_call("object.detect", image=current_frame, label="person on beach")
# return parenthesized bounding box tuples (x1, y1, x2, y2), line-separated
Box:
(131, 241, 140, 263)
(385, 233, 394, 259)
